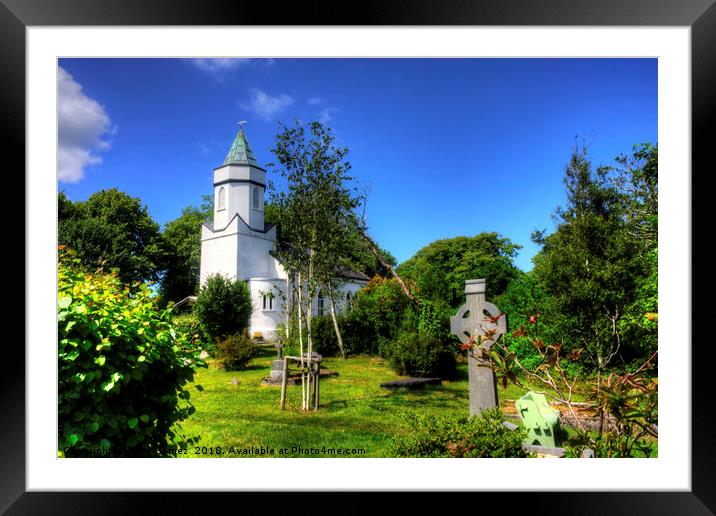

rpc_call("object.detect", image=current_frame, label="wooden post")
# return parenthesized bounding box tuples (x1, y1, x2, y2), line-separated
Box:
(280, 357, 288, 410)
(314, 360, 320, 411)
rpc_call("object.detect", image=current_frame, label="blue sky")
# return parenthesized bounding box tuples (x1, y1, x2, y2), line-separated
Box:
(57, 58, 657, 271)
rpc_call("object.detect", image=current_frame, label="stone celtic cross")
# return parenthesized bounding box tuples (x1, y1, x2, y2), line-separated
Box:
(450, 279, 507, 417)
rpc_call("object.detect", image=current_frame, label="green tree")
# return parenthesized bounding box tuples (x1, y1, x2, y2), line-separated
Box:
(344, 230, 397, 278)
(343, 276, 413, 355)
(58, 188, 165, 285)
(193, 274, 253, 342)
(159, 200, 212, 305)
(531, 144, 646, 373)
(612, 143, 658, 251)
(269, 120, 361, 398)
(396, 233, 521, 309)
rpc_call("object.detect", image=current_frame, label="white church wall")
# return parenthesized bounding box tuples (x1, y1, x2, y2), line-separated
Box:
(199, 219, 239, 286)
(236, 231, 279, 280)
(248, 278, 287, 341)
(310, 280, 368, 317)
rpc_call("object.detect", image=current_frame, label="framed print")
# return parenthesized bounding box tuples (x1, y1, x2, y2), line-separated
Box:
(4, 0, 714, 513)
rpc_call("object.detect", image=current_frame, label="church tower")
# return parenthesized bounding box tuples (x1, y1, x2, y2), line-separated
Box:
(199, 124, 285, 339)
(199, 124, 368, 340)
(212, 126, 265, 231)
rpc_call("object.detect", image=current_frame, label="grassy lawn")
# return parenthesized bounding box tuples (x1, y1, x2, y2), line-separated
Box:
(178, 347, 533, 458)
(177, 346, 653, 458)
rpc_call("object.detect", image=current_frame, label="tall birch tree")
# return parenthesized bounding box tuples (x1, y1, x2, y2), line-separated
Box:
(269, 121, 360, 406)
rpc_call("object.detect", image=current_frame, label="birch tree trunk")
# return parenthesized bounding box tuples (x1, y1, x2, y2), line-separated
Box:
(305, 251, 315, 411)
(297, 270, 306, 410)
(327, 285, 346, 359)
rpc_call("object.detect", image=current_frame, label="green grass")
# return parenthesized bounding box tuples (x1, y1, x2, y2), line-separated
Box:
(178, 348, 513, 457)
(175, 348, 651, 458)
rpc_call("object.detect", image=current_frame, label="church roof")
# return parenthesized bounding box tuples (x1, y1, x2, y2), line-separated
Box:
(222, 127, 260, 167)
(335, 265, 370, 282)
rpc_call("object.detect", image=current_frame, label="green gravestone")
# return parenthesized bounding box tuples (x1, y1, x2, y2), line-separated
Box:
(515, 392, 561, 448)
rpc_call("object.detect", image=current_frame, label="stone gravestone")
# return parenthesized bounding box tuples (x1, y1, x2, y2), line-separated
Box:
(267, 342, 285, 385)
(450, 279, 506, 417)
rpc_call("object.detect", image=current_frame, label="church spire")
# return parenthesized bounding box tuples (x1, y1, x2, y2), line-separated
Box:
(222, 123, 259, 167)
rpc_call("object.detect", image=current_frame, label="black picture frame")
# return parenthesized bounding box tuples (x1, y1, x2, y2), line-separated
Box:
(4, 0, 712, 513)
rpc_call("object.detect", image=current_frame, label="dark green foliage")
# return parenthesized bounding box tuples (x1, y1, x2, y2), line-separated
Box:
(496, 273, 556, 372)
(415, 299, 452, 340)
(159, 204, 211, 306)
(309, 315, 343, 357)
(392, 408, 528, 458)
(343, 231, 398, 278)
(216, 332, 255, 370)
(613, 143, 658, 251)
(342, 277, 412, 355)
(57, 248, 205, 458)
(58, 188, 166, 286)
(530, 144, 652, 370)
(617, 247, 658, 366)
(397, 233, 521, 309)
(388, 330, 457, 378)
(194, 274, 253, 342)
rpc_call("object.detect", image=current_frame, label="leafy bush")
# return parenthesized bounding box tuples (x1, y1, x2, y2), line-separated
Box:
(173, 313, 212, 353)
(415, 299, 451, 340)
(216, 331, 255, 370)
(309, 315, 342, 357)
(194, 274, 253, 342)
(618, 247, 658, 363)
(276, 320, 299, 357)
(57, 247, 205, 457)
(392, 408, 528, 458)
(343, 276, 412, 355)
(495, 273, 560, 373)
(388, 330, 456, 378)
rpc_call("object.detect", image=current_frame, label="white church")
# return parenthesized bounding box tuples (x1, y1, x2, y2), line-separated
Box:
(199, 127, 369, 340)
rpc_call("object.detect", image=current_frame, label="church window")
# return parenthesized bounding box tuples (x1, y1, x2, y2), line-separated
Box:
(262, 293, 274, 311)
(252, 186, 260, 209)
(345, 291, 353, 311)
(218, 186, 226, 210)
(317, 290, 325, 316)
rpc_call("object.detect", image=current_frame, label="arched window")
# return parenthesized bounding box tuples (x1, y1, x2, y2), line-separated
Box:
(252, 186, 260, 209)
(217, 186, 226, 210)
(317, 290, 325, 317)
(345, 291, 353, 311)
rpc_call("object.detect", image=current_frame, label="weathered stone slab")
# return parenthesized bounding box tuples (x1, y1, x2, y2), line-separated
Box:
(501, 421, 519, 431)
(380, 378, 442, 390)
(522, 444, 566, 457)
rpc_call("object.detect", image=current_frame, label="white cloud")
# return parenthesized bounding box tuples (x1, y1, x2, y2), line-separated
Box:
(240, 89, 294, 120)
(190, 58, 275, 78)
(318, 106, 339, 124)
(190, 58, 252, 75)
(307, 96, 326, 106)
(58, 66, 114, 183)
